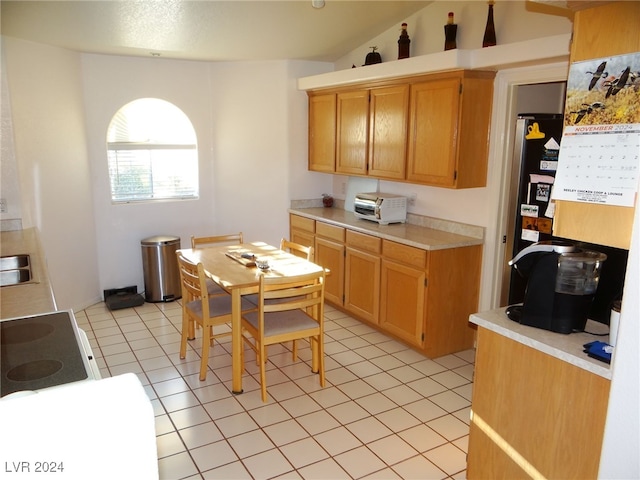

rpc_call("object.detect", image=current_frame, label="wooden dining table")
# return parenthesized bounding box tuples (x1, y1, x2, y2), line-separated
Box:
(177, 242, 325, 394)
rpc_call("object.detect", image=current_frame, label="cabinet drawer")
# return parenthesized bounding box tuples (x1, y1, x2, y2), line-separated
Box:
(290, 214, 315, 233)
(382, 240, 426, 269)
(346, 230, 381, 254)
(316, 221, 345, 242)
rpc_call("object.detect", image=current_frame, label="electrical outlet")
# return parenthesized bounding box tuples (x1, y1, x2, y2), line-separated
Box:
(0, 198, 7, 213)
(341, 182, 346, 195)
(408, 193, 417, 206)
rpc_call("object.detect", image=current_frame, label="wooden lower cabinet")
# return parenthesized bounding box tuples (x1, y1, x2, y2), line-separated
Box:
(423, 245, 481, 358)
(315, 222, 346, 306)
(290, 214, 481, 358)
(468, 327, 611, 479)
(290, 214, 315, 251)
(345, 231, 381, 324)
(379, 257, 425, 347)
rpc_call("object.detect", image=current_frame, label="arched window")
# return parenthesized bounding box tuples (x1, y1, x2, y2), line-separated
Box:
(107, 98, 198, 203)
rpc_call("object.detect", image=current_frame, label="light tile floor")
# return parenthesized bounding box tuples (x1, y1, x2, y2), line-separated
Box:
(76, 300, 475, 480)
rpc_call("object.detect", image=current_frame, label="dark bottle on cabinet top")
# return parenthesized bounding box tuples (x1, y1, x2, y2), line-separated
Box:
(398, 23, 410, 59)
(482, 1, 497, 47)
(444, 12, 457, 50)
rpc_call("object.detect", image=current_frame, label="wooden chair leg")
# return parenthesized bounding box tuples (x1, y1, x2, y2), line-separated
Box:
(200, 328, 210, 381)
(318, 334, 325, 387)
(187, 318, 195, 341)
(259, 342, 268, 402)
(180, 314, 189, 359)
(310, 336, 319, 373)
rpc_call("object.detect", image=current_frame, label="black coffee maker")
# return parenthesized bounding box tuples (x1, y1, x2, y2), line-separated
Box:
(506, 241, 607, 334)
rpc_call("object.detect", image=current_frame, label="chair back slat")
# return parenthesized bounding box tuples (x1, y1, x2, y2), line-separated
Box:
(259, 271, 324, 317)
(191, 233, 243, 249)
(176, 252, 211, 318)
(280, 238, 314, 262)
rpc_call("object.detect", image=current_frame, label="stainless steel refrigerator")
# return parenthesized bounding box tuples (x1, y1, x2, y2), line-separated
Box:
(506, 114, 628, 324)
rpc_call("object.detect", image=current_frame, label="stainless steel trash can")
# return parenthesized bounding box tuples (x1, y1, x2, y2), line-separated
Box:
(141, 235, 181, 302)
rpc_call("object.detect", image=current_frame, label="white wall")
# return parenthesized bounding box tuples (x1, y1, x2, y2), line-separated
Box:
(335, 0, 572, 70)
(0, 43, 23, 226)
(2, 37, 99, 310)
(80, 55, 333, 295)
(600, 190, 640, 478)
(81, 54, 221, 295)
(0, 46, 336, 304)
(327, 1, 573, 314)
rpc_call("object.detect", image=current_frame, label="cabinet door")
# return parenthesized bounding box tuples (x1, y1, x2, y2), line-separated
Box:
(551, 2, 639, 249)
(336, 90, 369, 176)
(468, 327, 610, 479)
(379, 259, 425, 347)
(345, 247, 380, 323)
(423, 246, 480, 358)
(407, 77, 460, 186)
(290, 229, 314, 251)
(308, 93, 336, 173)
(368, 85, 409, 180)
(315, 237, 345, 305)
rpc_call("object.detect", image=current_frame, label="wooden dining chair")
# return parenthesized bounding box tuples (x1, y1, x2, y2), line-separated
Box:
(176, 251, 255, 381)
(245, 238, 314, 308)
(280, 238, 314, 262)
(190, 232, 243, 295)
(191, 232, 243, 249)
(241, 270, 326, 402)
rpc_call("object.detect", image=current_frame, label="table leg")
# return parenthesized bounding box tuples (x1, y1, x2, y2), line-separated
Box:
(231, 289, 243, 394)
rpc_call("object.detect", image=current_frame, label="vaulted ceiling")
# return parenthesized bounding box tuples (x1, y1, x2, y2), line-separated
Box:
(1, 1, 432, 62)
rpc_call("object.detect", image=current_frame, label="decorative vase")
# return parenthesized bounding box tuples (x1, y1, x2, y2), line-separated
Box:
(398, 23, 410, 59)
(364, 47, 382, 65)
(482, 0, 497, 48)
(444, 12, 457, 51)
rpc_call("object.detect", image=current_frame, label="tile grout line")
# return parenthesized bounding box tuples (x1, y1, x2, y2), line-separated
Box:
(81, 301, 473, 480)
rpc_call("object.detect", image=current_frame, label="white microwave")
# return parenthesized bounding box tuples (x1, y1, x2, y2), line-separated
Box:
(354, 193, 407, 225)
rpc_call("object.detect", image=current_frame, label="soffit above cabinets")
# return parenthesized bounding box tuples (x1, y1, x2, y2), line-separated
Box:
(298, 34, 571, 91)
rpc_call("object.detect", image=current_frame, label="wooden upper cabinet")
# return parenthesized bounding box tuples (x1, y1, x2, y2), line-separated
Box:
(368, 85, 409, 180)
(552, 1, 639, 249)
(308, 93, 336, 173)
(336, 89, 369, 175)
(307, 70, 494, 188)
(407, 70, 495, 188)
(406, 77, 460, 186)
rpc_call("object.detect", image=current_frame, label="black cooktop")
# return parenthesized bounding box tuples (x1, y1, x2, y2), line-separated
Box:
(1, 311, 89, 397)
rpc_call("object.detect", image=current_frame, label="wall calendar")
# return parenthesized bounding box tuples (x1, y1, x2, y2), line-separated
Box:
(552, 52, 640, 208)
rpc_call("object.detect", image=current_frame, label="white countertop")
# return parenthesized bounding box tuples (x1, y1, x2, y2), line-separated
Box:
(0, 228, 57, 319)
(470, 307, 612, 379)
(290, 207, 484, 251)
(0, 373, 158, 478)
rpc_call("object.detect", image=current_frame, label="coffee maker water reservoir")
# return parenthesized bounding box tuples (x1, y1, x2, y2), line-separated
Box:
(506, 241, 607, 334)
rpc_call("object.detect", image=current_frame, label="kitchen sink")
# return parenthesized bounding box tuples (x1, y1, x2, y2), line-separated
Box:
(0, 255, 32, 287)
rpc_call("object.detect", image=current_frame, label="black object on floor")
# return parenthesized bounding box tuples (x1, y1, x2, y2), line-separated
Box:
(104, 286, 145, 310)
